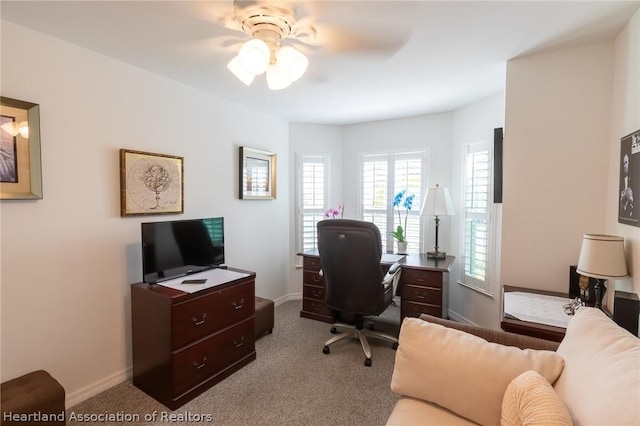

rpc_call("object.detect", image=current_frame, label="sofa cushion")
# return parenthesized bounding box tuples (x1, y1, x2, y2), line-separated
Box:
(390, 317, 564, 426)
(501, 370, 572, 426)
(554, 307, 640, 425)
(386, 396, 477, 426)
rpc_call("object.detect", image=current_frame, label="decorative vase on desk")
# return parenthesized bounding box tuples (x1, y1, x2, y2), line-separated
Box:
(396, 241, 408, 254)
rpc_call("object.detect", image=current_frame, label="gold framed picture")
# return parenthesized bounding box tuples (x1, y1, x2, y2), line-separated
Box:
(0, 97, 43, 200)
(239, 146, 277, 200)
(119, 149, 184, 216)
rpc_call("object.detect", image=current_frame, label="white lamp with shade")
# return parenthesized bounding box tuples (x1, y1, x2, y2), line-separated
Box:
(576, 234, 628, 309)
(421, 184, 455, 259)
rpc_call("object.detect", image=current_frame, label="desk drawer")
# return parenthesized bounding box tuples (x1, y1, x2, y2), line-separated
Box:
(303, 270, 324, 286)
(402, 301, 442, 319)
(401, 269, 443, 288)
(402, 284, 441, 305)
(303, 284, 325, 301)
(303, 257, 322, 272)
(172, 282, 254, 349)
(302, 298, 332, 317)
(173, 317, 254, 396)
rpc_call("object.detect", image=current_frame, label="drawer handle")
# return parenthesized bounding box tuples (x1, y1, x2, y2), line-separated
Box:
(312, 289, 322, 297)
(192, 356, 207, 370)
(232, 298, 245, 310)
(233, 336, 245, 348)
(191, 313, 207, 326)
(415, 294, 425, 300)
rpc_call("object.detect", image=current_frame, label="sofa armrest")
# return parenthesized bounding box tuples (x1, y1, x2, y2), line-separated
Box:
(418, 314, 560, 351)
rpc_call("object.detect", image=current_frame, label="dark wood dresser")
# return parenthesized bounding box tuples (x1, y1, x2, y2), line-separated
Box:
(131, 268, 256, 409)
(299, 251, 454, 323)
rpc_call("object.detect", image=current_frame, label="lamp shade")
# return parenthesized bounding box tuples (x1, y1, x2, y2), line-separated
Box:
(266, 63, 292, 90)
(576, 234, 628, 279)
(421, 184, 455, 217)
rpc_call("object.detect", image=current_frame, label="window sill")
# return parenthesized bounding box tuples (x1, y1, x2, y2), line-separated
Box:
(457, 280, 495, 298)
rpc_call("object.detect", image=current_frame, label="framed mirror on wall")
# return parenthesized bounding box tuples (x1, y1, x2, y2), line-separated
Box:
(0, 97, 43, 199)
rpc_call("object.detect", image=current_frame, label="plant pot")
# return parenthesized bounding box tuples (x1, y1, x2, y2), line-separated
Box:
(396, 241, 408, 254)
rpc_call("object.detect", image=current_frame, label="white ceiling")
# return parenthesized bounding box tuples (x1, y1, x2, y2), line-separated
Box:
(2, 1, 638, 125)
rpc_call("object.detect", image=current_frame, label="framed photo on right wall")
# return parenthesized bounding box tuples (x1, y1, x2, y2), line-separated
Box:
(618, 129, 640, 227)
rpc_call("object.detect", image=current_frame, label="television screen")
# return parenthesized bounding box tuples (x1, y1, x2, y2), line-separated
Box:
(141, 217, 225, 283)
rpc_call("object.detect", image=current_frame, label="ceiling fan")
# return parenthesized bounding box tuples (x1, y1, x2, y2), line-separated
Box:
(220, 0, 317, 90)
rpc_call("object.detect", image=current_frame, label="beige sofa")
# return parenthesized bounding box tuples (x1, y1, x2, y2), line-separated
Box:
(387, 307, 640, 426)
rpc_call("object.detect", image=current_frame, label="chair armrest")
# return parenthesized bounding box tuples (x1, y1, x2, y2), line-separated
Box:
(382, 262, 402, 296)
(418, 314, 560, 351)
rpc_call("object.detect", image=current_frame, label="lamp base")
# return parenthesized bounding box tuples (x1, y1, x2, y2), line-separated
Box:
(427, 250, 447, 259)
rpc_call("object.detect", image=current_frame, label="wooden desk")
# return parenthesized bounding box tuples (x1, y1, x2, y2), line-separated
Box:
(299, 250, 454, 323)
(501, 285, 572, 343)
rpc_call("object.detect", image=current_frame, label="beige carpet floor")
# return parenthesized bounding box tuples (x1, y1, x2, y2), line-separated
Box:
(65, 300, 402, 425)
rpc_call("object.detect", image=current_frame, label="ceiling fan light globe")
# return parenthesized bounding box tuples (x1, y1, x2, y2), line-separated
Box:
(238, 39, 270, 75)
(266, 64, 292, 90)
(227, 56, 255, 86)
(276, 46, 308, 82)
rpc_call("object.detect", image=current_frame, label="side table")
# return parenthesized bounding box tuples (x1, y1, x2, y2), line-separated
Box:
(501, 286, 574, 343)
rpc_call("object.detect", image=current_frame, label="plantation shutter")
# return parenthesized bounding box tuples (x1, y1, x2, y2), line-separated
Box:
(362, 155, 389, 250)
(361, 152, 426, 253)
(298, 155, 326, 253)
(462, 145, 491, 289)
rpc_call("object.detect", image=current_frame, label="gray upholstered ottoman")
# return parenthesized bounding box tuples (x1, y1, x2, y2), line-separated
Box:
(255, 296, 274, 338)
(1, 370, 65, 425)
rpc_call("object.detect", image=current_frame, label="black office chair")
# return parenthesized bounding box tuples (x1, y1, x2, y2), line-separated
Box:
(317, 219, 401, 366)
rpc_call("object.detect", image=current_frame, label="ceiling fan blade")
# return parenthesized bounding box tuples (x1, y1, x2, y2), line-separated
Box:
(299, 22, 412, 57)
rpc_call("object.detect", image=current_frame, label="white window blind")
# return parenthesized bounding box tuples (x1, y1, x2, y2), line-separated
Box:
(462, 144, 491, 291)
(297, 155, 327, 254)
(361, 152, 425, 253)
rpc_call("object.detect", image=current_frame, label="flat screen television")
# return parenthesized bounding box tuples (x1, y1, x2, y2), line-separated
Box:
(141, 217, 225, 283)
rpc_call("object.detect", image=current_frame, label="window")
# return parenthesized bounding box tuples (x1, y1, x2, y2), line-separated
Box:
(296, 154, 327, 254)
(361, 152, 426, 253)
(461, 143, 492, 293)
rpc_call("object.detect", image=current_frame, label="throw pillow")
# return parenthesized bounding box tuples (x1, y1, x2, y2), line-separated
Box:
(501, 370, 572, 426)
(390, 317, 565, 426)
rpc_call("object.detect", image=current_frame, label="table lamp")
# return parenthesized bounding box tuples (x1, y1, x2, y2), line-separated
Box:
(421, 184, 455, 259)
(576, 234, 628, 309)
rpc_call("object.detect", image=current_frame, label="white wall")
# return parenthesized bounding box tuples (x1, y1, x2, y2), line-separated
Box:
(606, 10, 640, 305)
(449, 92, 505, 327)
(502, 41, 615, 294)
(0, 21, 290, 405)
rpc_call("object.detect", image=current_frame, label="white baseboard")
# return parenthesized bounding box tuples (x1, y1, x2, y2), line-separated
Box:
(447, 310, 477, 325)
(66, 367, 131, 409)
(273, 293, 301, 306)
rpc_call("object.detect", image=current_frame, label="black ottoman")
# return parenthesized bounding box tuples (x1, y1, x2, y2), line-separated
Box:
(255, 297, 274, 338)
(1, 370, 65, 425)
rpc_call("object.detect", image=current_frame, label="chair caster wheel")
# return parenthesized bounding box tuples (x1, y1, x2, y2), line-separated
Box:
(323, 346, 330, 354)
(364, 358, 372, 367)
(330, 327, 337, 334)
(392, 342, 399, 350)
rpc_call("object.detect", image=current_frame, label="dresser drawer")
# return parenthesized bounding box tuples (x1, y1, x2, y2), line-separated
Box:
(303, 256, 322, 272)
(401, 269, 443, 288)
(172, 282, 254, 349)
(303, 270, 324, 286)
(173, 317, 255, 396)
(302, 298, 332, 317)
(402, 284, 441, 305)
(402, 301, 442, 319)
(303, 284, 325, 301)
